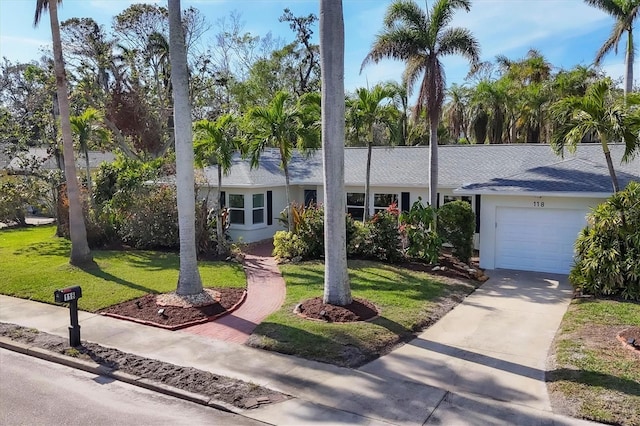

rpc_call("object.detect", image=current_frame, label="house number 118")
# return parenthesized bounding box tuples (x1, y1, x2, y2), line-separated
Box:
(533, 201, 544, 207)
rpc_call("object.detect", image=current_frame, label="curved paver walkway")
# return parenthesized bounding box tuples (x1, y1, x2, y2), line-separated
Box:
(181, 240, 286, 344)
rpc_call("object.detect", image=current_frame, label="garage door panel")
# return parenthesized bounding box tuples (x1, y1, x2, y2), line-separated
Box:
(495, 207, 587, 274)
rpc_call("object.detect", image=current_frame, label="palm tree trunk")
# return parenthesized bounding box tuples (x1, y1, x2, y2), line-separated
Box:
(216, 164, 224, 255)
(49, 0, 92, 266)
(84, 148, 92, 199)
(283, 162, 293, 231)
(600, 136, 620, 192)
(321, 0, 351, 306)
(624, 29, 634, 97)
(428, 115, 439, 209)
(363, 141, 372, 223)
(168, 0, 203, 295)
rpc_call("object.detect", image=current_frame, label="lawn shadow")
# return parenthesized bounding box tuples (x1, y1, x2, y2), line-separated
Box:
(80, 262, 158, 294)
(547, 368, 640, 397)
(13, 240, 70, 258)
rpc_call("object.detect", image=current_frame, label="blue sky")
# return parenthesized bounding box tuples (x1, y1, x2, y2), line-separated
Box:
(0, 0, 636, 93)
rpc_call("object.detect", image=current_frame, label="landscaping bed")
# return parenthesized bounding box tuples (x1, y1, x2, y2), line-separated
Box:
(546, 298, 640, 426)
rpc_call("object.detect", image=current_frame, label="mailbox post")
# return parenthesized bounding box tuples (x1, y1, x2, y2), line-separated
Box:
(54, 286, 82, 347)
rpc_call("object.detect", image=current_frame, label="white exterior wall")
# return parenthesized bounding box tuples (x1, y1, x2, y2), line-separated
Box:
(221, 187, 288, 243)
(478, 194, 604, 271)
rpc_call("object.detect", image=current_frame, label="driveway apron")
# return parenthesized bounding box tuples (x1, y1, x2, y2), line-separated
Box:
(359, 269, 574, 412)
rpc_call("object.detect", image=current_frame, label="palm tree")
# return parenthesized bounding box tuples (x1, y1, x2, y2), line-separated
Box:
(194, 114, 241, 254)
(34, 0, 92, 266)
(443, 83, 469, 142)
(551, 78, 640, 192)
(168, 0, 203, 296)
(70, 107, 110, 198)
(320, 0, 352, 306)
(347, 84, 396, 221)
(385, 80, 410, 146)
(362, 0, 480, 208)
(245, 91, 320, 231)
(585, 0, 639, 96)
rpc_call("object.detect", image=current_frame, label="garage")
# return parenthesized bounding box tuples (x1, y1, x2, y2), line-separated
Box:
(494, 207, 588, 274)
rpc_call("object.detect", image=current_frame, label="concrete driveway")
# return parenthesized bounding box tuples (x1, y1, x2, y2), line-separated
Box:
(360, 269, 575, 415)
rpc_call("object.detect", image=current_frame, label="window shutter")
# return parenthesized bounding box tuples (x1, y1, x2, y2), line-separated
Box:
(267, 191, 273, 225)
(220, 191, 226, 208)
(401, 192, 410, 213)
(475, 195, 481, 233)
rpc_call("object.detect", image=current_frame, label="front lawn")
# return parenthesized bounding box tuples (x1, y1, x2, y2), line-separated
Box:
(0, 225, 246, 312)
(248, 260, 477, 367)
(547, 298, 640, 426)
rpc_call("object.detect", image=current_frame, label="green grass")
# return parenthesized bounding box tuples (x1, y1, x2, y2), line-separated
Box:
(249, 260, 476, 367)
(0, 225, 246, 312)
(548, 298, 640, 426)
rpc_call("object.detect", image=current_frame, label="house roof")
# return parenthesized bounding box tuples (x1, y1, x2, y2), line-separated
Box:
(5, 148, 116, 173)
(203, 144, 639, 195)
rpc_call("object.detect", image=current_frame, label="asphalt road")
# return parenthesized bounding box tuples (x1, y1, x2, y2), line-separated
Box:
(0, 348, 266, 426)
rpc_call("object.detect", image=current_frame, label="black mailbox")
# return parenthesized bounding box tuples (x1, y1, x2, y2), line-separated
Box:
(54, 286, 82, 303)
(53, 286, 82, 347)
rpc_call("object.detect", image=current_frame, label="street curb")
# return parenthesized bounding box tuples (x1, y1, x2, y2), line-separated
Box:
(0, 336, 241, 414)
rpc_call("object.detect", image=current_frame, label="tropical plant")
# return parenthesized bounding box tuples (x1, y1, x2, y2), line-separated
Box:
(245, 90, 320, 231)
(550, 78, 640, 192)
(585, 0, 639, 96)
(194, 114, 242, 255)
(347, 84, 396, 221)
(570, 181, 640, 300)
(168, 0, 203, 295)
(400, 198, 441, 263)
(362, 0, 480, 208)
(320, 0, 352, 306)
(34, 0, 93, 266)
(70, 107, 110, 197)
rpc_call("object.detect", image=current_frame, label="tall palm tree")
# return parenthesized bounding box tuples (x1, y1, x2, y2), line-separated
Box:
(347, 84, 396, 221)
(320, 0, 352, 306)
(245, 91, 320, 231)
(551, 78, 640, 192)
(168, 0, 203, 296)
(34, 0, 92, 266)
(586, 0, 639, 96)
(194, 114, 241, 254)
(362, 0, 480, 208)
(70, 107, 110, 197)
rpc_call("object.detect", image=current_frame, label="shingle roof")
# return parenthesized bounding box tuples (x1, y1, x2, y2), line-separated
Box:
(6, 148, 116, 172)
(203, 143, 639, 194)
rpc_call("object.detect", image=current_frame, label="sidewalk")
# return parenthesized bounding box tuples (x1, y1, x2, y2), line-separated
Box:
(0, 267, 596, 425)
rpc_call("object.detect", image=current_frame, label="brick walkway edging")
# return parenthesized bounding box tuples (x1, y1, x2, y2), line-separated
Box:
(181, 240, 286, 344)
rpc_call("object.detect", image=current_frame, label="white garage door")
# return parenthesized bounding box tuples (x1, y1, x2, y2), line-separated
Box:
(495, 207, 587, 274)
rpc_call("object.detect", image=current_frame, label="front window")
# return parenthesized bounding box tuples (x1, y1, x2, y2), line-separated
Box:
(374, 193, 398, 214)
(229, 194, 245, 224)
(252, 193, 264, 224)
(346, 192, 365, 221)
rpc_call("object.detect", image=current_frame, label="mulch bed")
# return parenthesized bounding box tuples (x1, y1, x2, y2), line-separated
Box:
(618, 326, 640, 353)
(100, 287, 246, 330)
(295, 297, 379, 322)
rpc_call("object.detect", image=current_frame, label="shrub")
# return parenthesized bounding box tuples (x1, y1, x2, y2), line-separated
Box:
(364, 204, 403, 263)
(400, 198, 441, 264)
(273, 230, 307, 259)
(0, 178, 45, 226)
(118, 184, 180, 250)
(570, 182, 640, 301)
(437, 200, 475, 264)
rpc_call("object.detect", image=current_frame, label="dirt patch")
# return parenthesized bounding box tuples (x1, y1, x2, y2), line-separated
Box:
(0, 323, 287, 409)
(401, 252, 486, 281)
(295, 297, 379, 322)
(99, 288, 245, 330)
